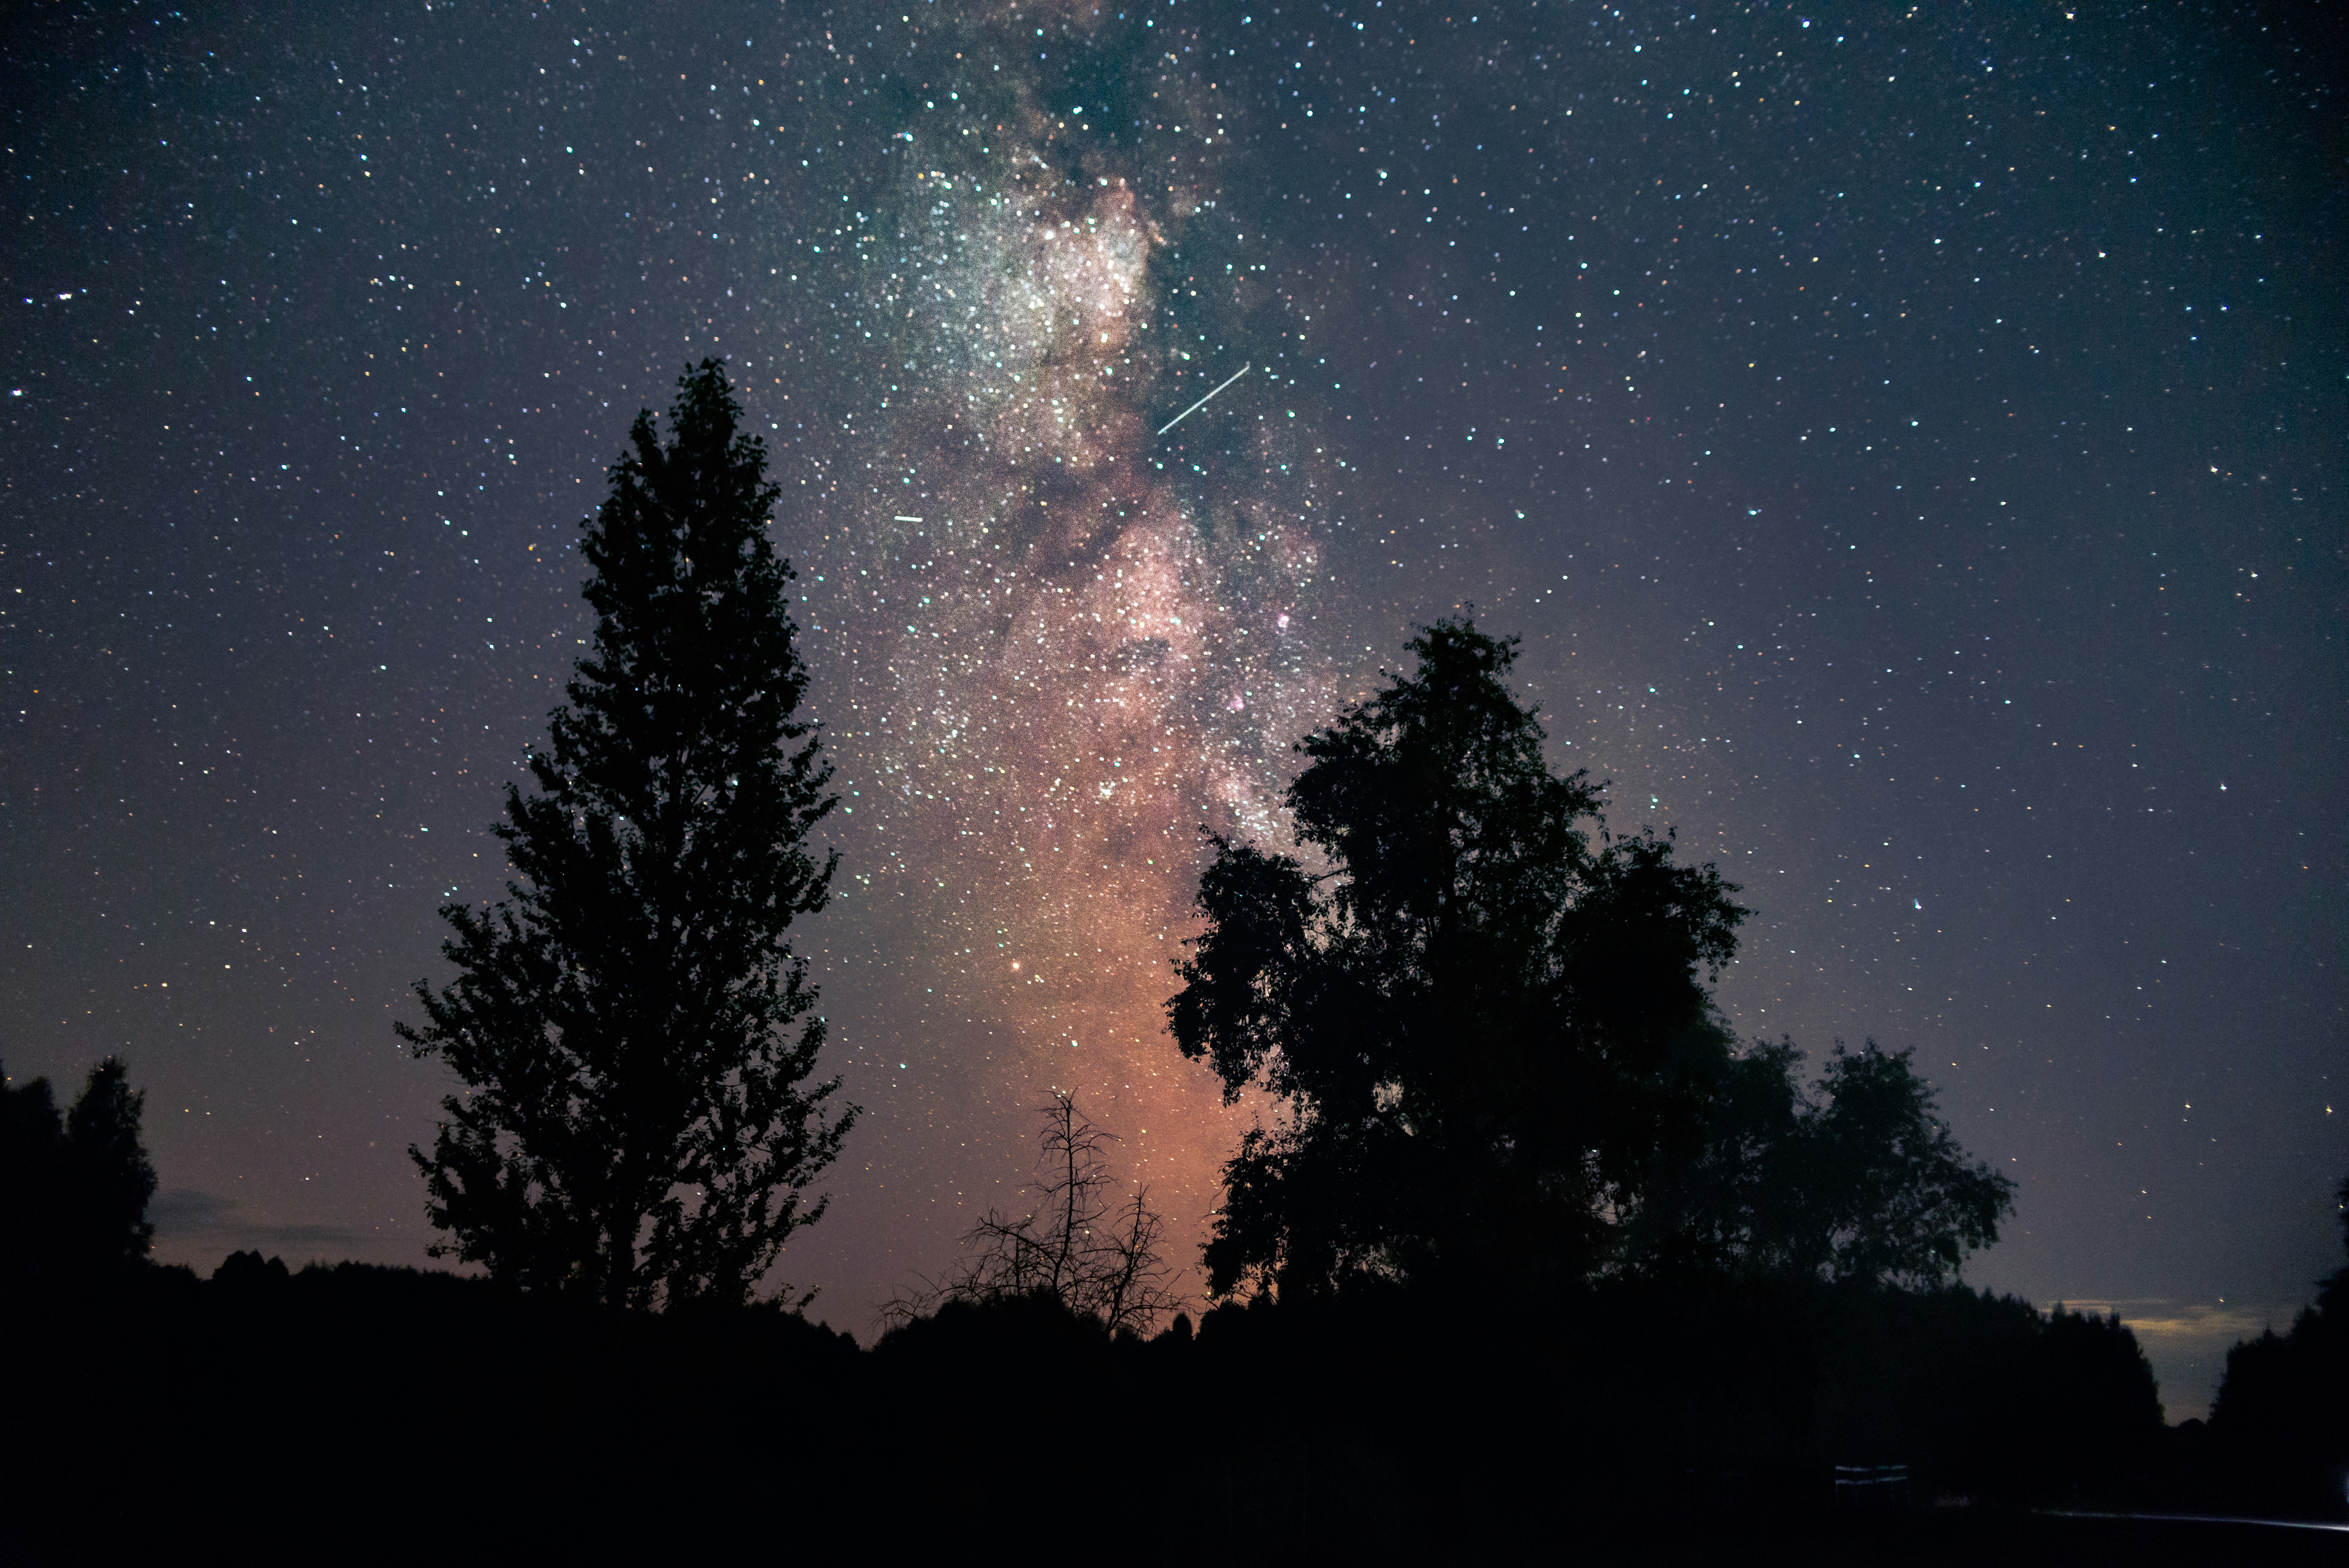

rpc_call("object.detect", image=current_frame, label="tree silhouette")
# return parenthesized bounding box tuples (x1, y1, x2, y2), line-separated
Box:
(1636, 1038, 2014, 1287)
(1168, 618, 1746, 1300)
(2209, 1171, 2349, 1516)
(402, 361, 854, 1310)
(1794, 1041, 2014, 1285)
(62, 1057, 157, 1269)
(885, 1093, 1183, 1336)
(1, 1056, 157, 1286)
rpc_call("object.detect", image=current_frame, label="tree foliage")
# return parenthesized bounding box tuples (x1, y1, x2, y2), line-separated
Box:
(1170, 619, 1746, 1299)
(0, 1055, 157, 1286)
(1169, 618, 2012, 1302)
(2208, 1172, 2349, 1517)
(1637, 1038, 2017, 1288)
(402, 361, 854, 1310)
(885, 1094, 1183, 1337)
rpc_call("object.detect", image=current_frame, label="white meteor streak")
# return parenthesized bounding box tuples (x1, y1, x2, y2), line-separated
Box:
(1155, 362, 1251, 437)
(893, 515, 924, 522)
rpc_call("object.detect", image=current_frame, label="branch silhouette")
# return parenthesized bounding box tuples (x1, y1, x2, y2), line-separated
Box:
(882, 1092, 1184, 1338)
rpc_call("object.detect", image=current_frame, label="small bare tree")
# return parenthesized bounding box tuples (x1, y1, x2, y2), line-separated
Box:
(883, 1093, 1183, 1337)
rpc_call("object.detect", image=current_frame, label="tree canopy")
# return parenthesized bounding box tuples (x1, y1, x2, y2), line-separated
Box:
(2208, 1171, 2349, 1515)
(1169, 617, 2011, 1301)
(402, 361, 853, 1310)
(1169, 618, 1745, 1298)
(1635, 1037, 2016, 1288)
(1, 1055, 157, 1288)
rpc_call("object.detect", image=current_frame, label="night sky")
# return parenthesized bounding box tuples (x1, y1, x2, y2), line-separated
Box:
(5, 2, 2340, 1419)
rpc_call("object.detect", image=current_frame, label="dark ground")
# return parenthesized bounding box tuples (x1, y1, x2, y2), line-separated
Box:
(5, 1264, 2341, 1563)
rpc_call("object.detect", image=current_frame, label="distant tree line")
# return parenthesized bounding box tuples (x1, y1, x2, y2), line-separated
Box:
(9, 1053, 2341, 1554)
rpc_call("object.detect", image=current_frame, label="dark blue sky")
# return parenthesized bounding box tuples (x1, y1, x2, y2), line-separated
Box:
(4, 0, 2340, 1418)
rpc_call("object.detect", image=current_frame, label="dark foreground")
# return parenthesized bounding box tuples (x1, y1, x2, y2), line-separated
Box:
(6, 1262, 2341, 1562)
(1572, 1512, 2348, 1566)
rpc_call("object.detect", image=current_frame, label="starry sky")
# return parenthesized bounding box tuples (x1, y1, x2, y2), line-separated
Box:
(4, 1, 2340, 1419)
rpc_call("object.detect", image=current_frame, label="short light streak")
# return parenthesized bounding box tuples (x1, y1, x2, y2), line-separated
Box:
(1154, 362, 1251, 437)
(2042, 1510, 2349, 1535)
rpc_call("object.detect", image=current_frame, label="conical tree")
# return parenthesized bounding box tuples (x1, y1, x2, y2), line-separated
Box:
(402, 361, 854, 1310)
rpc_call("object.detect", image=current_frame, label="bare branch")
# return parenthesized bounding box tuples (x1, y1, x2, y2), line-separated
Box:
(881, 1093, 1186, 1337)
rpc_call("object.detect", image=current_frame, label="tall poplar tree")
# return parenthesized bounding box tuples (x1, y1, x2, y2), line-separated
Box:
(402, 361, 854, 1310)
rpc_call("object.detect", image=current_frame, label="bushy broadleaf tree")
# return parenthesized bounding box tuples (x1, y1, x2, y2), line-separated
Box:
(402, 361, 854, 1310)
(1635, 1038, 2015, 1287)
(1169, 618, 1745, 1299)
(1170, 619, 2014, 1303)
